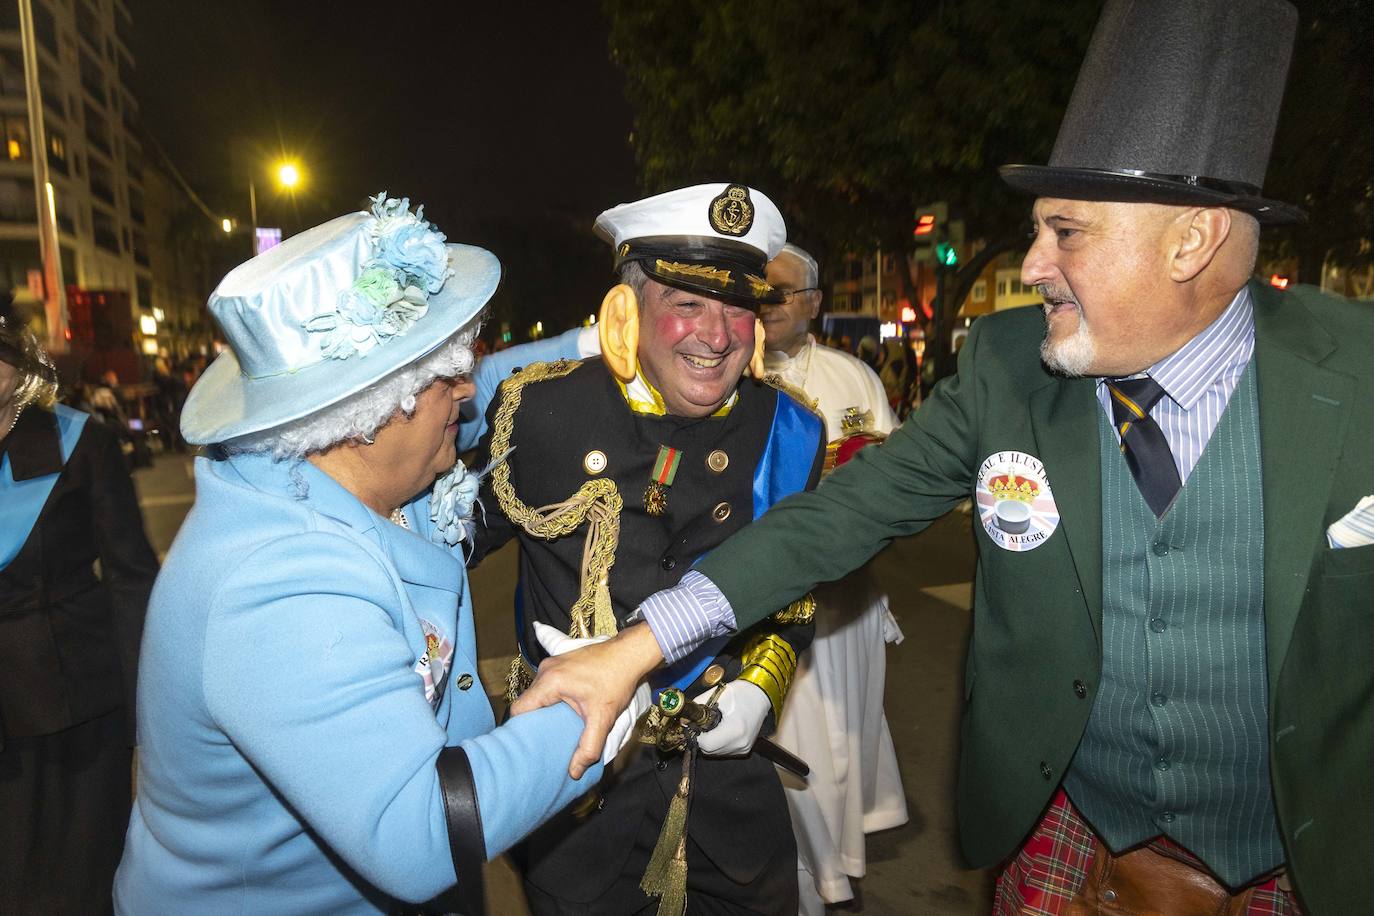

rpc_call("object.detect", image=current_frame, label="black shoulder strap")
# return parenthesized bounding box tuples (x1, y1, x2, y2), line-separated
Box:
(430, 745, 487, 916)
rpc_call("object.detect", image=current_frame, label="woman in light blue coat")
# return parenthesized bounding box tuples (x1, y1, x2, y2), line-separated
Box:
(115, 194, 635, 915)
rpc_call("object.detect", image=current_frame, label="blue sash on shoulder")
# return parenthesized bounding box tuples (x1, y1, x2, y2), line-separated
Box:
(651, 392, 821, 695)
(0, 404, 88, 572)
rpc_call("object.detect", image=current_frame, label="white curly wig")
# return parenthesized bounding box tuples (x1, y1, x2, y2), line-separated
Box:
(222, 321, 479, 460)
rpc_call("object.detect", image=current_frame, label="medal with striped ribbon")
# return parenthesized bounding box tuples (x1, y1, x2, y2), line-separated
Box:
(644, 445, 682, 517)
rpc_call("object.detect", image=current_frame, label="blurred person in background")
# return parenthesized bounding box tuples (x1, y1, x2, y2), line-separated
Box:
(763, 243, 909, 913)
(0, 296, 158, 916)
(855, 334, 879, 370)
(88, 369, 128, 429)
(877, 338, 915, 418)
(151, 356, 186, 453)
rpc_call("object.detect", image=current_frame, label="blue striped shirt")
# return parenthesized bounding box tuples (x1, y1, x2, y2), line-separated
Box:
(639, 569, 735, 664)
(641, 287, 1260, 663)
(1096, 287, 1255, 484)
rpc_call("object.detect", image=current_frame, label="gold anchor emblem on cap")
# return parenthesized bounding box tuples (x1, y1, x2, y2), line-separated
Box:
(708, 184, 754, 237)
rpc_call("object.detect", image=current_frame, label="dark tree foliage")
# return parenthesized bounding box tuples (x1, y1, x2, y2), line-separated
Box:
(1266, 0, 1374, 281)
(607, 0, 1373, 289)
(606, 0, 1098, 272)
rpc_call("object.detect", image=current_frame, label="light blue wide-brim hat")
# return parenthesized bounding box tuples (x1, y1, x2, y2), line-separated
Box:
(182, 200, 500, 445)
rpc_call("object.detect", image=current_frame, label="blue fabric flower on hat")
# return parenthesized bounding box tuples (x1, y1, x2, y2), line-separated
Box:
(303, 192, 455, 360)
(372, 198, 450, 295)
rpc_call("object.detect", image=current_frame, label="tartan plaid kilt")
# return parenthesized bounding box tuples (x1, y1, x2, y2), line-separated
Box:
(992, 790, 1301, 916)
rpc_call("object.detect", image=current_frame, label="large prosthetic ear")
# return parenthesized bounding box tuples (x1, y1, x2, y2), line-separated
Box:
(744, 318, 766, 378)
(599, 284, 640, 383)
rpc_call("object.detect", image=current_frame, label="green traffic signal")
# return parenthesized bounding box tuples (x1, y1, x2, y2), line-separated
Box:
(936, 241, 958, 268)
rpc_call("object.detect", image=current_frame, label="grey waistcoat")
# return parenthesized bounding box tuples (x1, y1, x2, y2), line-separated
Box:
(1064, 363, 1283, 888)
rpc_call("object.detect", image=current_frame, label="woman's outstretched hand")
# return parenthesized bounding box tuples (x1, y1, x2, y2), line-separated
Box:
(513, 623, 664, 778)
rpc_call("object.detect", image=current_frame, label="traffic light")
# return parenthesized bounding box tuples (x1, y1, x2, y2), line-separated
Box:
(936, 241, 959, 268)
(913, 203, 947, 240)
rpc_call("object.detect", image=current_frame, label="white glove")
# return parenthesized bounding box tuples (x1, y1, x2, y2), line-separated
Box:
(693, 680, 772, 757)
(534, 622, 651, 765)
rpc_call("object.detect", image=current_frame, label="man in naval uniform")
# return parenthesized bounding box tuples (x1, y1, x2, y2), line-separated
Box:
(761, 243, 908, 913)
(516, 2, 1374, 912)
(472, 183, 825, 914)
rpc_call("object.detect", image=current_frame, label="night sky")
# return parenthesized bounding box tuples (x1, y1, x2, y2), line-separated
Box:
(129, 0, 640, 331)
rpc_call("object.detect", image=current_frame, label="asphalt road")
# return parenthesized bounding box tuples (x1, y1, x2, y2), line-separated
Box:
(132, 452, 994, 914)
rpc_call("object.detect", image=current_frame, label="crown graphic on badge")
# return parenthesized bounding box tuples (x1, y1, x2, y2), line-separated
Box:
(989, 473, 1040, 503)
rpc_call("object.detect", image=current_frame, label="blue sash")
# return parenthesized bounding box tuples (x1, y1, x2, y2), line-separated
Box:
(0, 404, 88, 571)
(651, 392, 821, 695)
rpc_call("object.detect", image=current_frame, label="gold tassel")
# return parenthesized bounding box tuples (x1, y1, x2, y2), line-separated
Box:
(504, 655, 535, 704)
(642, 750, 693, 897)
(592, 575, 617, 638)
(654, 838, 688, 916)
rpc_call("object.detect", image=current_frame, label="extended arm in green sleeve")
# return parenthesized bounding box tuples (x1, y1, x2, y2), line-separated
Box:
(697, 318, 988, 631)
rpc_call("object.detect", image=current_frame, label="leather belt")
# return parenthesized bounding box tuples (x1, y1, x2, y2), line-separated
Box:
(1067, 835, 1298, 915)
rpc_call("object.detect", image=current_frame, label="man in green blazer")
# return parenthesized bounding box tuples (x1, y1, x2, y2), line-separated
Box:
(515, 0, 1374, 912)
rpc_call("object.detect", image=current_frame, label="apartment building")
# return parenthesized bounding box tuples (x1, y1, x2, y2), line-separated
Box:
(0, 0, 213, 378)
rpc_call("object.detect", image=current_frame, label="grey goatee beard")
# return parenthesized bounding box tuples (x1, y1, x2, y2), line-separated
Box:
(1037, 284, 1096, 377)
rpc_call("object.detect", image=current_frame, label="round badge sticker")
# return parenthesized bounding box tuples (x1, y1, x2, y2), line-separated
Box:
(976, 451, 1059, 551)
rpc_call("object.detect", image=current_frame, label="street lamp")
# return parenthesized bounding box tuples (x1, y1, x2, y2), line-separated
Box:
(249, 160, 304, 254)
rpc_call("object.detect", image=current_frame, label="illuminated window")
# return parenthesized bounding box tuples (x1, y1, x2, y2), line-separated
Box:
(2, 116, 29, 161)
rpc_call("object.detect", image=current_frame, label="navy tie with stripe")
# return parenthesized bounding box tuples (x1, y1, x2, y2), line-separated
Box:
(1106, 376, 1182, 517)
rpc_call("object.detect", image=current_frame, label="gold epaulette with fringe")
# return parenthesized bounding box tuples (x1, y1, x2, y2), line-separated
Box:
(760, 372, 822, 419)
(771, 592, 816, 625)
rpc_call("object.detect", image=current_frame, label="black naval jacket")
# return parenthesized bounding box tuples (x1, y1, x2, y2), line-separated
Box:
(0, 407, 157, 748)
(473, 359, 824, 904)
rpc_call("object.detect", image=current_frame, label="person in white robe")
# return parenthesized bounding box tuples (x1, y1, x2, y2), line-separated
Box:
(762, 243, 909, 912)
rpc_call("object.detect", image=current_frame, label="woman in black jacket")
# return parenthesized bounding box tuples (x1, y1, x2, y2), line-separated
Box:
(0, 305, 158, 915)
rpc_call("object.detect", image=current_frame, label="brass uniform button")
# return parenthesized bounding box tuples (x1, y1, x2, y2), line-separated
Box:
(706, 450, 729, 473)
(712, 501, 731, 523)
(703, 663, 726, 687)
(456, 673, 474, 691)
(583, 450, 608, 475)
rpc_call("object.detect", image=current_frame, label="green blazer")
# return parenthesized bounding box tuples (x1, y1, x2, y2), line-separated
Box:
(697, 279, 1374, 913)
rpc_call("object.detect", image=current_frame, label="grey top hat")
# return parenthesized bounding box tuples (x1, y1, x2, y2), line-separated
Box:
(1001, 0, 1303, 224)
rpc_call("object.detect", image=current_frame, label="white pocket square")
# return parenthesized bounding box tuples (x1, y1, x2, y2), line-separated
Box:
(1327, 495, 1374, 548)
